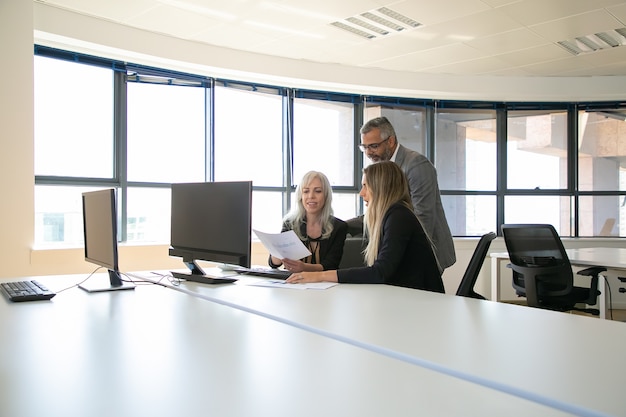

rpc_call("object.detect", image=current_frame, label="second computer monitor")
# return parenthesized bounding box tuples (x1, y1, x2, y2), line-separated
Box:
(169, 181, 252, 275)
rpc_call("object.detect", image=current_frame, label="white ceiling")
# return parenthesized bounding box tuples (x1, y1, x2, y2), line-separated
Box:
(36, 0, 626, 77)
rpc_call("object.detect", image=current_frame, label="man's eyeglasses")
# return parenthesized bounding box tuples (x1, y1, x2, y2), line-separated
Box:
(358, 137, 389, 152)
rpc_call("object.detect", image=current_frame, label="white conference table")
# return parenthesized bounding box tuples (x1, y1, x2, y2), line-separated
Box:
(0, 276, 574, 417)
(490, 247, 626, 319)
(132, 269, 626, 417)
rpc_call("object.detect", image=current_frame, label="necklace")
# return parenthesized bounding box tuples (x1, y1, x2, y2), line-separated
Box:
(306, 235, 321, 264)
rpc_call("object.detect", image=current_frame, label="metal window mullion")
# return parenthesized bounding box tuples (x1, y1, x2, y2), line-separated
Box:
(283, 89, 294, 215)
(115, 71, 128, 241)
(496, 106, 507, 232)
(568, 103, 579, 236)
(354, 99, 365, 215)
(206, 79, 215, 182)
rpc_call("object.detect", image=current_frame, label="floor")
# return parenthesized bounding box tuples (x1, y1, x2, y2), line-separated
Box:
(503, 301, 626, 322)
(607, 309, 626, 322)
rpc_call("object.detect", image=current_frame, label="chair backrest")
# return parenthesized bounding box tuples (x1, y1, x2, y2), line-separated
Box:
(338, 237, 367, 269)
(456, 232, 496, 299)
(501, 224, 573, 297)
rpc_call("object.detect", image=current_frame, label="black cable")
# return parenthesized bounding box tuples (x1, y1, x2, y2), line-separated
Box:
(54, 266, 103, 294)
(603, 275, 613, 321)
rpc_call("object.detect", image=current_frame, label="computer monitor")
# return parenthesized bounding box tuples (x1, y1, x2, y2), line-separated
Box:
(169, 181, 252, 277)
(80, 189, 135, 292)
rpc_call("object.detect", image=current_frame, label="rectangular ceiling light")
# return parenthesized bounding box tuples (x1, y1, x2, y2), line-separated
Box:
(377, 7, 421, 28)
(346, 17, 389, 35)
(330, 21, 375, 39)
(557, 40, 582, 55)
(594, 32, 619, 47)
(576, 36, 601, 51)
(557, 27, 626, 55)
(330, 7, 421, 39)
(361, 12, 404, 31)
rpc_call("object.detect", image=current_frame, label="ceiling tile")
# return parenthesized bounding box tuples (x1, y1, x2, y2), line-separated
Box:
(465, 28, 549, 55)
(499, 0, 626, 26)
(530, 9, 625, 42)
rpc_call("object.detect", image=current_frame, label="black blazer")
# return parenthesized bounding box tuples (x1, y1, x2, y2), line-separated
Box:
(268, 216, 348, 270)
(337, 203, 444, 293)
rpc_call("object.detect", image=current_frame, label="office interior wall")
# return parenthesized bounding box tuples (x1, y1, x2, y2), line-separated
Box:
(1, 0, 35, 279)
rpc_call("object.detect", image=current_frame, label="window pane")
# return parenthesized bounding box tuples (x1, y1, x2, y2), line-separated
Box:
(293, 98, 354, 186)
(435, 109, 497, 191)
(214, 87, 283, 185)
(332, 193, 360, 223)
(127, 83, 206, 183)
(35, 185, 108, 246)
(365, 106, 426, 154)
(34, 57, 114, 177)
(578, 195, 624, 237)
(362, 106, 426, 172)
(578, 109, 626, 192)
(126, 187, 171, 243)
(442, 195, 496, 236)
(252, 191, 284, 233)
(504, 196, 572, 235)
(507, 110, 568, 189)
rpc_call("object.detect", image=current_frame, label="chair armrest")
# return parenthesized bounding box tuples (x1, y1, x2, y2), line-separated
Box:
(576, 266, 606, 277)
(576, 266, 605, 305)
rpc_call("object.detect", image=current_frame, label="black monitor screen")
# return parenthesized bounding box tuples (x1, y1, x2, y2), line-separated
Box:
(81, 189, 134, 292)
(169, 181, 252, 274)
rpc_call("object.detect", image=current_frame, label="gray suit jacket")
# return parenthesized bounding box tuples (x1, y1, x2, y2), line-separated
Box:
(395, 144, 456, 270)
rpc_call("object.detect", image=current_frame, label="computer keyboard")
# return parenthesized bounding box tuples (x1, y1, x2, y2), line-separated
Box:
(170, 271, 238, 284)
(236, 267, 291, 280)
(1, 280, 56, 302)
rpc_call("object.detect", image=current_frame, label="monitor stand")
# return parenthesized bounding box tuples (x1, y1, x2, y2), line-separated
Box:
(79, 269, 136, 293)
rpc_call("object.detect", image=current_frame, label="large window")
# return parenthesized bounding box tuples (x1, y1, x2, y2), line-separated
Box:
(127, 81, 207, 183)
(214, 84, 284, 185)
(33, 46, 626, 247)
(435, 107, 498, 236)
(578, 107, 626, 237)
(507, 110, 569, 190)
(34, 56, 114, 178)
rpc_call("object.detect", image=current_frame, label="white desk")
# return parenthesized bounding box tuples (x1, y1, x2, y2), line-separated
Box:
(490, 247, 626, 318)
(0, 276, 573, 417)
(134, 270, 626, 417)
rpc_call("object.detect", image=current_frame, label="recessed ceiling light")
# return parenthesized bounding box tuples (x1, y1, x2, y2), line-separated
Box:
(346, 17, 389, 36)
(557, 27, 626, 55)
(329, 7, 421, 39)
(330, 21, 375, 39)
(594, 31, 620, 47)
(576, 36, 601, 51)
(360, 12, 404, 32)
(377, 7, 421, 28)
(557, 40, 582, 55)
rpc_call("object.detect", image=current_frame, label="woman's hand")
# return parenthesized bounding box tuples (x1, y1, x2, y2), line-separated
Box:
(282, 258, 306, 273)
(286, 272, 316, 284)
(285, 270, 338, 284)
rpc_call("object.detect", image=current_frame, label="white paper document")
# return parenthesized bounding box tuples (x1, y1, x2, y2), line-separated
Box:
(253, 229, 312, 260)
(247, 280, 338, 290)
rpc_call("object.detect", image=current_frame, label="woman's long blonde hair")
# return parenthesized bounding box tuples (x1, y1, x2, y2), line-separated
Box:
(363, 161, 413, 266)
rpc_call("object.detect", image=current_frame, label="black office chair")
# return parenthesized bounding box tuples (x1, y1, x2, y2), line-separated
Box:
(501, 224, 606, 315)
(338, 237, 367, 269)
(456, 232, 496, 299)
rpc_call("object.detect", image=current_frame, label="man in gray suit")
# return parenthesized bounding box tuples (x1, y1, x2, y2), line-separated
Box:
(349, 116, 456, 271)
